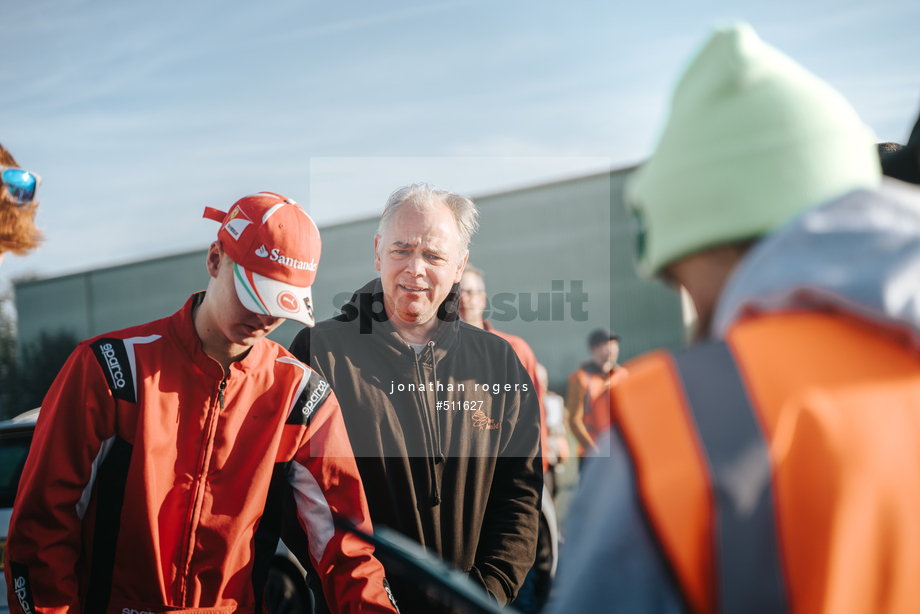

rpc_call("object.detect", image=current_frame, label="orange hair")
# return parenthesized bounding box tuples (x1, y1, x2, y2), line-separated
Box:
(0, 142, 43, 255)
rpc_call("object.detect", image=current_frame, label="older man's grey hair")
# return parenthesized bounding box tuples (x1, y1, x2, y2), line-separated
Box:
(377, 183, 480, 257)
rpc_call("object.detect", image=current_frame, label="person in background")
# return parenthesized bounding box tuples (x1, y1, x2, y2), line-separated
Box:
(547, 23, 920, 614)
(536, 363, 569, 499)
(0, 143, 42, 267)
(565, 329, 626, 460)
(458, 265, 549, 479)
(458, 265, 554, 614)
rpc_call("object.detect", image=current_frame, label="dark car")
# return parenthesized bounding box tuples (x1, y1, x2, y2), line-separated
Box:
(0, 408, 39, 613)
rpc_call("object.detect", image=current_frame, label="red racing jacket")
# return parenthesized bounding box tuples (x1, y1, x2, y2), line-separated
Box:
(5, 293, 398, 614)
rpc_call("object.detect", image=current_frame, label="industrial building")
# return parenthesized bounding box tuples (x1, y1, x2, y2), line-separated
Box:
(13, 167, 685, 391)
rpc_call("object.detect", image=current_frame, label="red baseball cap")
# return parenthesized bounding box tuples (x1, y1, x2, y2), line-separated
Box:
(203, 192, 321, 327)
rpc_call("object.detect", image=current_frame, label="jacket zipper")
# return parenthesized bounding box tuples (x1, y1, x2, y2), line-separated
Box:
(427, 341, 443, 460)
(413, 345, 442, 506)
(177, 375, 226, 604)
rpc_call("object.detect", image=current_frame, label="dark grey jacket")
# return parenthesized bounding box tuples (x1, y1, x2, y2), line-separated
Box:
(286, 278, 542, 613)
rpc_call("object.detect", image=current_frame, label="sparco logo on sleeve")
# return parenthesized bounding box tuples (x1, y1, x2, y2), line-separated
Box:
(383, 578, 401, 613)
(287, 373, 331, 426)
(91, 338, 138, 403)
(100, 343, 126, 389)
(9, 561, 36, 614)
(304, 379, 329, 418)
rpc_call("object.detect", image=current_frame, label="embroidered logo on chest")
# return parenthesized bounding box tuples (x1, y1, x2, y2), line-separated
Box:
(472, 409, 499, 430)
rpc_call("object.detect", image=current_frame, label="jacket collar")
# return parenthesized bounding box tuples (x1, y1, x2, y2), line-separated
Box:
(338, 278, 461, 364)
(580, 359, 618, 378)
(713, 180, 920, 345)
(169, 292, 269, 380)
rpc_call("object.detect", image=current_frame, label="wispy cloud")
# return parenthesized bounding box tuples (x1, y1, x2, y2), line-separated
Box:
(2, 0, 918, 293)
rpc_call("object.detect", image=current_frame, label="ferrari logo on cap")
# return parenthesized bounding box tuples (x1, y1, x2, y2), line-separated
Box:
(224, 206, 253, 241)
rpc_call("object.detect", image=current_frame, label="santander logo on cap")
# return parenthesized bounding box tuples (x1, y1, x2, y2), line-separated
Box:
(254, 244, 317, 271)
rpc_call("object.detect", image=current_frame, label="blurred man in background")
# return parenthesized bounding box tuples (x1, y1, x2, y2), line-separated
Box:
(536, 363, 569, 498)
(565, 329, 626, 460)
(548, 23, 920, 613)
(458, 265, 554, 613)
(0, 143, 42, 267)
(458, 265, 549, 481)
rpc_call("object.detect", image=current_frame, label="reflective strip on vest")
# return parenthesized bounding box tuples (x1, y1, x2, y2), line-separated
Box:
(673, 341, 789, 614)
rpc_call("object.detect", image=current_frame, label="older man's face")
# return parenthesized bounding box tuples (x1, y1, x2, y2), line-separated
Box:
(375, 202, 467, 329)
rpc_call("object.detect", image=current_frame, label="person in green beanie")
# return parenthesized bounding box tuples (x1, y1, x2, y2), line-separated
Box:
(546, 23, 920, 614)
(627, 21, 880, 336)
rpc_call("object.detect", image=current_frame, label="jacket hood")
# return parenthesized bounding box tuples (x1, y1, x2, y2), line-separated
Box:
(713, 179, 920, 345)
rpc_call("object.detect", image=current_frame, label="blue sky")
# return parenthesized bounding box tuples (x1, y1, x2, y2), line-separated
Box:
(2, 0, 919, 301)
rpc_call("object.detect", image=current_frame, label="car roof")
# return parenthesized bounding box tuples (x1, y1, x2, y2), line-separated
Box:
(0, 408, 40, 431)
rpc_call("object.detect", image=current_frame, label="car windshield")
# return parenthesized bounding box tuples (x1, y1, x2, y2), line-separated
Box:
(0, 430, 33, 508)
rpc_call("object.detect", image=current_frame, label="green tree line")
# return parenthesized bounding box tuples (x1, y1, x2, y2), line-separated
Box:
(0, 309, 77, 420)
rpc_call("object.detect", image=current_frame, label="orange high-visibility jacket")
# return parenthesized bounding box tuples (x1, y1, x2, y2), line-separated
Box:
(566, 363, 626, 456)
(612, 312, 920, 614)
(546, 182, 920, 614)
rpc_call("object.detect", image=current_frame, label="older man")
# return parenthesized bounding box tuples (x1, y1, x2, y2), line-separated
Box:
(287, 183, 543, 613)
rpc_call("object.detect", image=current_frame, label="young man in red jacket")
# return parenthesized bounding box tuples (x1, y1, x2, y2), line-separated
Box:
(5, 192, 398, 614)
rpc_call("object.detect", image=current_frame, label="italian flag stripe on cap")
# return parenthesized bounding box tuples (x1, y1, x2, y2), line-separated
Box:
(234, 263, 269, 315)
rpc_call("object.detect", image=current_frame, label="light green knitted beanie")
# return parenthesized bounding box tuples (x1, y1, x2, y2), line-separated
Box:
(626, 23, 881, 276)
